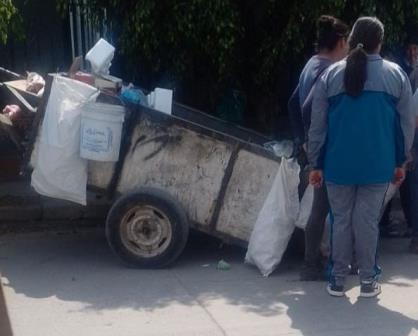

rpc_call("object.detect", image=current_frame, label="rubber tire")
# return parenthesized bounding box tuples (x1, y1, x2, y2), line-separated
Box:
(106, 187, 189, 268)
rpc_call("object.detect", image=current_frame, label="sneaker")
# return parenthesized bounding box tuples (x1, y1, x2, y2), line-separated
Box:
(360, 281, 381, 298)
(326, 283, 345, 297)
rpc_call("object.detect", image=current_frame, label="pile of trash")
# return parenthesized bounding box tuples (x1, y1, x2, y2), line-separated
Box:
(29, 38, 174, 205)
(0, 69, 46, 158)
(69, 38, 173, 114)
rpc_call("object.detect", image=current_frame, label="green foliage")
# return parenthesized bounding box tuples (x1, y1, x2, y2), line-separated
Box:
(57, 0, 418, 132)
(0, 0, 19, 44)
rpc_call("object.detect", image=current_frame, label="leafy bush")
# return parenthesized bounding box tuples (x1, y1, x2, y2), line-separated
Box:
(0, 0, 19, 44)
(58, 0, 418, 134)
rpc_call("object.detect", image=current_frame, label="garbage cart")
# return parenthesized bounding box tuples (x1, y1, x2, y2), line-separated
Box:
(3, 74, 283, 268)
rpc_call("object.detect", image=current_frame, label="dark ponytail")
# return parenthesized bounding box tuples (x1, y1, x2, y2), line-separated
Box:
(344, 46, 368, 97)
(344, 17, 384, 97)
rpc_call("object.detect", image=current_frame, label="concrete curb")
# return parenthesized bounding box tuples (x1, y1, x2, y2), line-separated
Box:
(0, 275, 13, 336)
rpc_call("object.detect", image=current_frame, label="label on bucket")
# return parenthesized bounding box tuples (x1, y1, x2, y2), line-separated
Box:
(81, 125, 113, 154)
(80, 103, 124, 162)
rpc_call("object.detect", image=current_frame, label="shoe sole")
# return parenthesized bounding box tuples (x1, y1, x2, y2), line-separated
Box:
(326, 285, 344, 297)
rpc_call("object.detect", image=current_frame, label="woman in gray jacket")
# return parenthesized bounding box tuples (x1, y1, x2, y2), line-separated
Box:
(308, 17, 415, 297)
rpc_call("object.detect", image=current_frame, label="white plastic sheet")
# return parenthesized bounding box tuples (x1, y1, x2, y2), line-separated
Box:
(295, 184, 314, 230)
(31, 75, 99, 205)
(245, 158, 301, 277)
(383, 183, 398, 207)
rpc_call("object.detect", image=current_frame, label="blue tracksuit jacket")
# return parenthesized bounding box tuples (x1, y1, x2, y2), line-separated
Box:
(308, 54, 415, 185)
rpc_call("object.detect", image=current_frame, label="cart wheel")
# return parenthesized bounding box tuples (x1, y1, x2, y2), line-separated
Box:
(106, 188, 189, 268)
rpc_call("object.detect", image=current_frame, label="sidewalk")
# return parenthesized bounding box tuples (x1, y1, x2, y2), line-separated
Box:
(0, 229, 417, 336)
(0, 273, 13, 336)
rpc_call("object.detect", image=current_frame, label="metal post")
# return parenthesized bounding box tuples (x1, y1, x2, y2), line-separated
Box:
(76, 1, 83, 57)
(83, 0, 89, 52)
(69, 2, 75, 60)
(103, 8, 108, 40)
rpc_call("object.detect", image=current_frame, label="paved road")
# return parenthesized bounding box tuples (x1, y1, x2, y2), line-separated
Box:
(0, 229, 418, 336)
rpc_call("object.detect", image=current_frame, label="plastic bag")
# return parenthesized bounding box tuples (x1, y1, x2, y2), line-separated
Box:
(121, 86, 147, 106)
(383, 183, 398, 207)
(26, 72, 45, 95)
(245, 158, 300, 276)
(295, 184, 314, 229)
(263, 140, 294, 158)
(31, 75, 99, 205)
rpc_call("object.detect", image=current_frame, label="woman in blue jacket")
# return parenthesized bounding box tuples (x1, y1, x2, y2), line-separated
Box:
(308, 17, 415, 298)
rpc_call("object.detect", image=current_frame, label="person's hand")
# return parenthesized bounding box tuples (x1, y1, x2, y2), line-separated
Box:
(393, 167, 406, 186)
(309, 170, 323, 188)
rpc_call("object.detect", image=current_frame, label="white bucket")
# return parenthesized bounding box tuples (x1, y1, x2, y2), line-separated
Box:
(85, 38, 115, 75)
(80, 103, 125, 162)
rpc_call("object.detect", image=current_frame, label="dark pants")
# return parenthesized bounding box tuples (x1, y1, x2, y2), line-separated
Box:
(298, 152, 330, 269)
(409, 137, 418, 237)
(380, 135, 418, 237)
(304, 184, 330, 267)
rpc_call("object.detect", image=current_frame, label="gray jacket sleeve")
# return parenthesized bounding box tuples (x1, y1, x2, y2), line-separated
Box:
(307, 74, 328, 169)
(397, 74, 415, 162)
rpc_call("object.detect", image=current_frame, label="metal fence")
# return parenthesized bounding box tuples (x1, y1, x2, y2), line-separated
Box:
(67, 0, 109, 61)
(0, 0, 108, 76)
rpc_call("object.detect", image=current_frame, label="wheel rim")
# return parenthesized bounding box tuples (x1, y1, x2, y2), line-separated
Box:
(120, 205, 173, 258)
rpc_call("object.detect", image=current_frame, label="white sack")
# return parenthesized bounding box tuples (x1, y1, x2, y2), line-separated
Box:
(245, 158, 300, 276)
(383, 183, 398, 207)
(31, 75, 99, 205)
(295, 184, 314, 230)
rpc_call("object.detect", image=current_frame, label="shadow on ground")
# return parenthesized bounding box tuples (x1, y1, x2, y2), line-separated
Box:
(0, 229, 418, 335)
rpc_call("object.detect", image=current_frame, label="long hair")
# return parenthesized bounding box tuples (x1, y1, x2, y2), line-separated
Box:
(344, 17, 384, 97)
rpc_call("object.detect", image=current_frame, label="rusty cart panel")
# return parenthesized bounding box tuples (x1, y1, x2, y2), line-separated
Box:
(88, 102, 281, 246)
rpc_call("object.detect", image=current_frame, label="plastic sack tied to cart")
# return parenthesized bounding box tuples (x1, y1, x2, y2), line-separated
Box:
(31, 75, 99, 205)
(262, 140, 314, 229)
(245, 158, 302, 277)
(295, 184, 314, 230)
